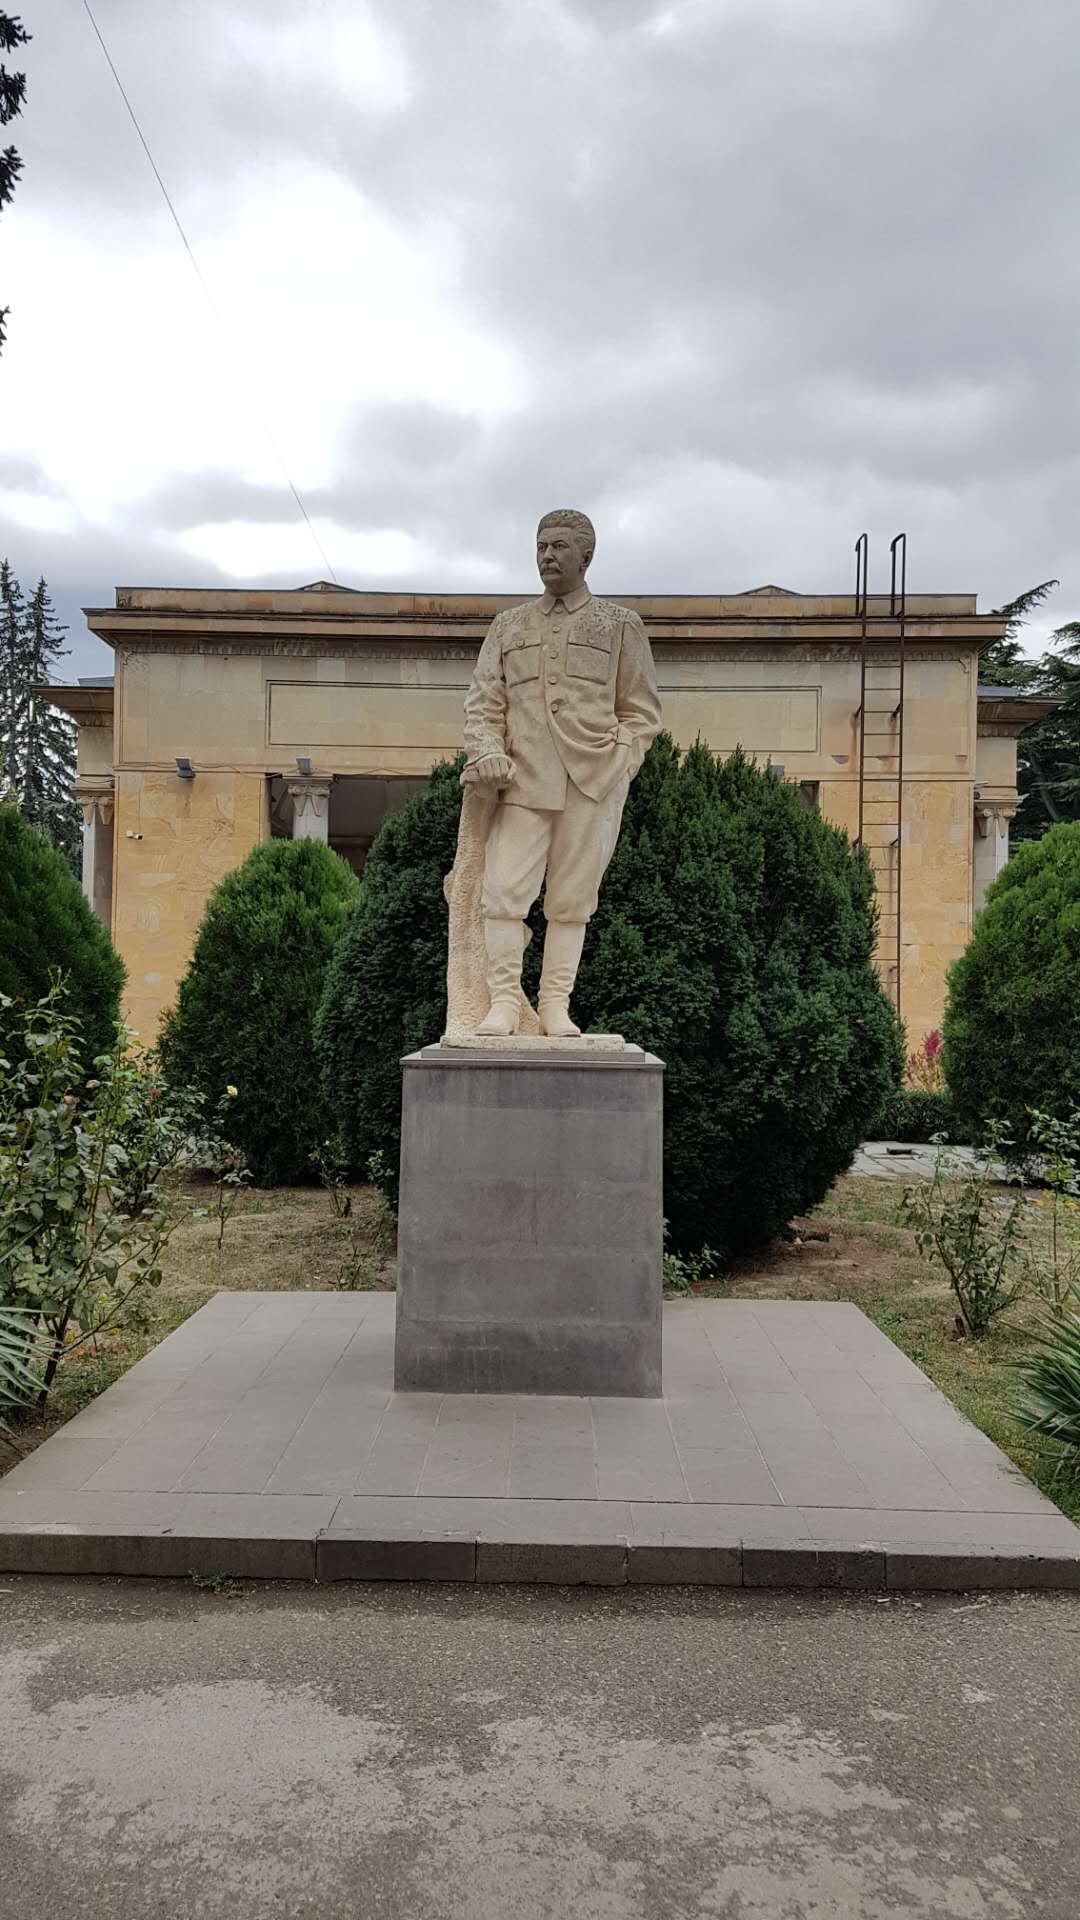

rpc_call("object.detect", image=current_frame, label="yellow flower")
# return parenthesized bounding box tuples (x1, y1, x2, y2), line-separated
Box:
(226, 1084, 238, 1098)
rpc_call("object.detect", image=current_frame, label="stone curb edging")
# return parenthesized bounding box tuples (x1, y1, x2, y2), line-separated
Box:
(3, 1528, 1080, 1592)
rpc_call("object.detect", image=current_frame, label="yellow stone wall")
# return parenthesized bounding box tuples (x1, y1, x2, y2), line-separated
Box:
(76, 723, 114, 777)
(112, 768, 267, 1045)
(892, 779, 974, 1043)
(974, 731, 1017, 799)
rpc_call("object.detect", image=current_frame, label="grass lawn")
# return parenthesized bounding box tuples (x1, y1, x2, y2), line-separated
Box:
(3, 1170, 1078, 1526)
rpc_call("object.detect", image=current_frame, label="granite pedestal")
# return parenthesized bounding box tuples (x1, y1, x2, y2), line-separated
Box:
(393, 1042, 664, 1396)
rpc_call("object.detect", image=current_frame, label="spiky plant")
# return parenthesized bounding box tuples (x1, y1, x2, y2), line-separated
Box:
(1014, 1312, 1080, 1464)
(0, 1303, 43, 1433)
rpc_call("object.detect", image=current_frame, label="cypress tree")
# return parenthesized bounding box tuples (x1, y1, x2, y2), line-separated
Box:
(161, 839, 360, 1186)
(944, 821, 1080, 1155)
(0, 800, 125, 1067)
(316, 760, 465, 1197)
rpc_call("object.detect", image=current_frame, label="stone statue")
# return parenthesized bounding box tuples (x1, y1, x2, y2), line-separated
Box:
(443, 509, 662, 1040)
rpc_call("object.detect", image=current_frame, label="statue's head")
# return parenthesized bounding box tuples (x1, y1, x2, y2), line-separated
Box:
(536, 508, 595, 598)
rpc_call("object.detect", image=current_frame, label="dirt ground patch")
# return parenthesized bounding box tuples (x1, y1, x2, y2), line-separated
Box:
(161, 1179, 395, 1298)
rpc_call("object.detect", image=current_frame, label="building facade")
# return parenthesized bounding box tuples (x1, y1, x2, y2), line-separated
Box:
(47, 582, 1054, 1048)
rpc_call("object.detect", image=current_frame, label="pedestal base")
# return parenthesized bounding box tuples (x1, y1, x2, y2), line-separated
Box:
(394, 1042, 664, 1396)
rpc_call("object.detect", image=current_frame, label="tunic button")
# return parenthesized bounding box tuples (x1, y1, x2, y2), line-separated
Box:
(550, 700, 561, 714)
(548, 672, 560, 685)
(549, 646, 559, 658)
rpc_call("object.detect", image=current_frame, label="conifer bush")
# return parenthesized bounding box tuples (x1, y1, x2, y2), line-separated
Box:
(160, 838, 359, 1185)
(944, 821, 1080, 1157)
(316, 762, 464, 1200)
(318, 742, 903, 1254)
(0, 801, 124, 1065)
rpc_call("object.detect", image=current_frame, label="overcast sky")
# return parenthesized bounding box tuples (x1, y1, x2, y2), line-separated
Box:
(2, 0, 1078, 679)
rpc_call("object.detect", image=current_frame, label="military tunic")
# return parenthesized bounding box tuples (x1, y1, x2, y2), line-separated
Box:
(462, 585, 662, 924)
(463, 586, 662, 811)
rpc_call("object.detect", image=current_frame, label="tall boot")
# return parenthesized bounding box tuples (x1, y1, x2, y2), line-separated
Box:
(477, 917, 527, 1036)
(538, 920, 587, 1037)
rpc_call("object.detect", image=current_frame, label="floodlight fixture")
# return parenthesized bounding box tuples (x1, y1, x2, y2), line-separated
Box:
(295, 755, 314, 776)
(175, 756, 195, 779)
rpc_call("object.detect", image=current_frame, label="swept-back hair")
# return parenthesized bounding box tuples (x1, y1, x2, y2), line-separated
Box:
(537, 508, 595, 566)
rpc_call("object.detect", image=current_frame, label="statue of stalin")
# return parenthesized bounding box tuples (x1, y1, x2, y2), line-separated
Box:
(461, 508, 662, 1037)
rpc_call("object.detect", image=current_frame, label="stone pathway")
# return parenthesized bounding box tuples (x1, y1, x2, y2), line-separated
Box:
(851, 1141, 1002, 1180)
(1, 1293, 1077, 1589)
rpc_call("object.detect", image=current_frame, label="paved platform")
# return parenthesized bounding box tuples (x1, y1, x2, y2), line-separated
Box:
(1, 1293, 1077, 1589)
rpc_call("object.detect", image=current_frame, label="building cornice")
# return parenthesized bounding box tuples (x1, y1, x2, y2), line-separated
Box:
(31, 683, 114, 723)
(83, 587, 1005, 656)
(976, 691, 1062, 736)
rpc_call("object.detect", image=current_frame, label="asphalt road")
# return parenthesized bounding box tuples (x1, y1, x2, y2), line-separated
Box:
(1, 1577, 1078, 1919)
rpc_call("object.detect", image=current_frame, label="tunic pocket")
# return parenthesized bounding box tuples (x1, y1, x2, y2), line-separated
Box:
(566, 642, 610, 683)
(504, 642, 541, 685)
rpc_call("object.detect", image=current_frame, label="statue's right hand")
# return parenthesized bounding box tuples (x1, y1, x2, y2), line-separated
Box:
(462, 753, 516, 789)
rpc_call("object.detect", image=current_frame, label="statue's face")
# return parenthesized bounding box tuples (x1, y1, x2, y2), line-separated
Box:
(536, 525, 589, 598)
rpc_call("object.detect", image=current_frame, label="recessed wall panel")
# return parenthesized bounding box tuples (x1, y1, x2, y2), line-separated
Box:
(657, 685, 820, 755)
(268, 679, 467, 753)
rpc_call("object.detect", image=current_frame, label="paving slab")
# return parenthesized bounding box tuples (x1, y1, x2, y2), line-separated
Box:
(1, 1292, 1077, 1589)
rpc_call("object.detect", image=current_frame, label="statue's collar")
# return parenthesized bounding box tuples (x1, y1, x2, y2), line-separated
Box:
(539, 585, 592, 615)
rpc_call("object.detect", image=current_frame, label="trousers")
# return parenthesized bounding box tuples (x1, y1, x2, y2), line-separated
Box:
(481, 774, 630, 923)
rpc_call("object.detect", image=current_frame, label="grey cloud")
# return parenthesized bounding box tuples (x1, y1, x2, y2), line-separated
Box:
(9, 0, 1080, 639)
(0, 509, 238, 681)
(0, 456, 60, 494)
(140, 469, 307, 532)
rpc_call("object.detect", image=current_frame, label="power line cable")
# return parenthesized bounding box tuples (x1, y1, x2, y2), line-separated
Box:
(80, 0, 339, 584)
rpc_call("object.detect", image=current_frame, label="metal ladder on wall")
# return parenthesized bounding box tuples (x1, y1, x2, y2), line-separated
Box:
(854, 533, 907, 1016)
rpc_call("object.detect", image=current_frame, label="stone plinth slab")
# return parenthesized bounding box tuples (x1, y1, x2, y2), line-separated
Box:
(2, 1294, 1079, 1590)
(441, 1032, 626, 1051)
(393, 1043, 664, 1396)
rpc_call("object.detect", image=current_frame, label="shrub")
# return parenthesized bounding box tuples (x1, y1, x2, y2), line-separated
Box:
(0, 801, 124, 1066)
(872, 1087, 963, 1144)
(1023, 1108, 1080, 1313)
(901, 1132, 1028, 1337)
(0, 986, 198, 1416)
(944, 821, 1080, 1158)
(906, 1028, 945, 1093)
(318, 741, 903, 1255)
(316, 762, 464, 1205)
(161, 839, 358, 1185)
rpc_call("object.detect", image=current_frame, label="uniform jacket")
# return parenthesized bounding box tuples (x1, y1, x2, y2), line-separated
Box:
(463, 586, 663, 810)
